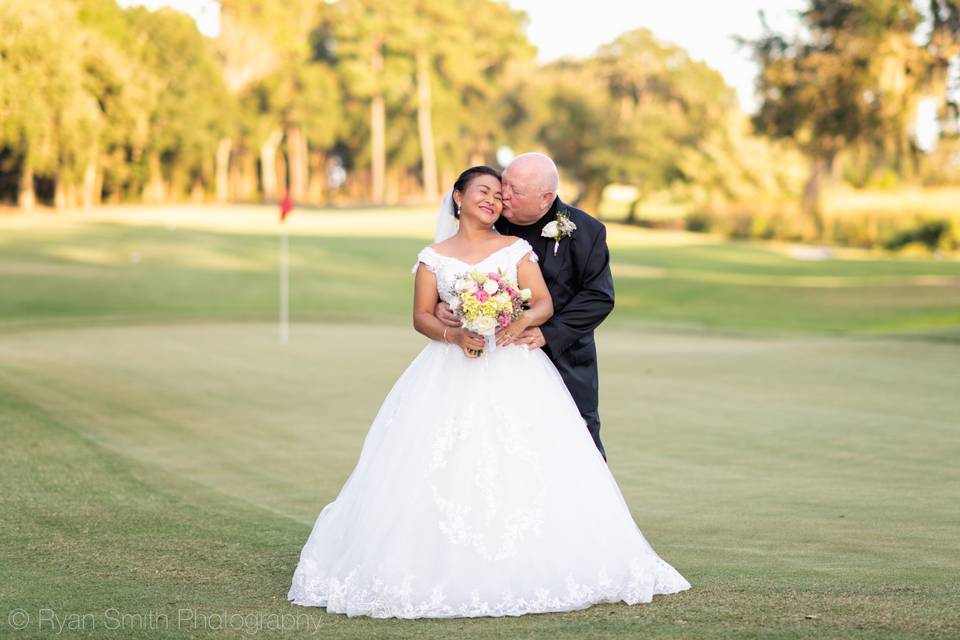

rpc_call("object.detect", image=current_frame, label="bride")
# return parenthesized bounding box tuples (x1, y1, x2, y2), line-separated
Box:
(287, 166, 691, 618)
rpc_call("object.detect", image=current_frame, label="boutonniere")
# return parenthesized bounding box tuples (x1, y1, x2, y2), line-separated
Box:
(541, 207, 577, 256)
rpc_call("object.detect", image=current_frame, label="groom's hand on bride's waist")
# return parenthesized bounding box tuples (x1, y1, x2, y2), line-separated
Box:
(515, 327, 546, 350)
(434, 301, 461, 328)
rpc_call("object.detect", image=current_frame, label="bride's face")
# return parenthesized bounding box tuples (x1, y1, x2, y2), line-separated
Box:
(455, 175, 503, 226)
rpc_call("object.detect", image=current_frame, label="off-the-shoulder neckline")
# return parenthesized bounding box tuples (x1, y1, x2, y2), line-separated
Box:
(425, 237, 527, 267)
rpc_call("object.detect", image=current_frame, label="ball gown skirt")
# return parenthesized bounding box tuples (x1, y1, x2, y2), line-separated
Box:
(286, 336, 692, 618)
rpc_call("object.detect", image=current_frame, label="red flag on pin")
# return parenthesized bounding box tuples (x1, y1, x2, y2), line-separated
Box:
(280, 189, 294, 222)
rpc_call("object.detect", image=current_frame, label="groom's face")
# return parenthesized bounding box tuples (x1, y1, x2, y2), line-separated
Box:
(501, 167, 552, 225)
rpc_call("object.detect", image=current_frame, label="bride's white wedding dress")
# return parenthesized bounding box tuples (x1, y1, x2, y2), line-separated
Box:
(287, 238, 691, 618)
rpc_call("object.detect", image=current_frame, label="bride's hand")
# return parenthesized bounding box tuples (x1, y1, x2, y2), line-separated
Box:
(495, 313, 531, 347)
(453, 328, 485, 359)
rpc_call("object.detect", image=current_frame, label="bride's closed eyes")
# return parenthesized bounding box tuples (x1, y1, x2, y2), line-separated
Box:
(477, 185, 502, 201)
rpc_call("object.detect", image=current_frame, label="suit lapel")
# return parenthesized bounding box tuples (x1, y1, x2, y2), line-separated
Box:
(540, 198, 568, 278)
(543, 235, 571, 283)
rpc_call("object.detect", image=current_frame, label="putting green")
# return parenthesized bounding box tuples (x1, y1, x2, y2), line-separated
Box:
(2, 322, 958, 638)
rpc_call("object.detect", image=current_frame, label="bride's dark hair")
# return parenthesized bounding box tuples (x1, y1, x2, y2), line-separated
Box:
(451, 166, 501, 218)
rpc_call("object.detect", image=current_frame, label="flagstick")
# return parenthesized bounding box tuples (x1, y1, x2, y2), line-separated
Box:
(279, 225, 289, 344)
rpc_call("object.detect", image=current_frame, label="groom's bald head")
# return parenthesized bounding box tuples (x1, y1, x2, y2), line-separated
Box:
(507, 153, 559, 192)
(501, 152, 559, 225)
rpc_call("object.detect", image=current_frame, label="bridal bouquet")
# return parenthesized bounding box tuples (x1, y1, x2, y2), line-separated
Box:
(449, 270, 531, 355)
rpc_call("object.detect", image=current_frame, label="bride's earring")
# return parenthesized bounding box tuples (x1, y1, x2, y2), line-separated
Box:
(456, 204, 461, 217)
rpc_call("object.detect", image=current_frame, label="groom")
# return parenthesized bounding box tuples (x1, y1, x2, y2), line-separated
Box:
(436, 153, 615, 459)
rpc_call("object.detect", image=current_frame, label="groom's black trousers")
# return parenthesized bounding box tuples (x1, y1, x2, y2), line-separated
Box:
(581, 409, 605, 461)
(547, 343, 607, 461)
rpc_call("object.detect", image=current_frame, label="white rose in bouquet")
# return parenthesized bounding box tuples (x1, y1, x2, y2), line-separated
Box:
(482, 279, 499, 295)
(519, 288, 532, 301)
(472, 316, 497, 335)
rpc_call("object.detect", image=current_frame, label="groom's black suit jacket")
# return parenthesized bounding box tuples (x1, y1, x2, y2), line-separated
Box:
(495, 197, 615, 458)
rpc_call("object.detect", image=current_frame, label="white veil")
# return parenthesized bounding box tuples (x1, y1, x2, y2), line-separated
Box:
(434, 189, 459, 242)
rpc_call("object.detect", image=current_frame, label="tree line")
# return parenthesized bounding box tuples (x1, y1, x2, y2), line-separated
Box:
(1, 0, 958, 230)
(744, 0, 960, 233)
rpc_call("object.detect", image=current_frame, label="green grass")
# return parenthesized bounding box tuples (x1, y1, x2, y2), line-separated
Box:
(2, 218, 960, 334)
(1, 207, 959, 638)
